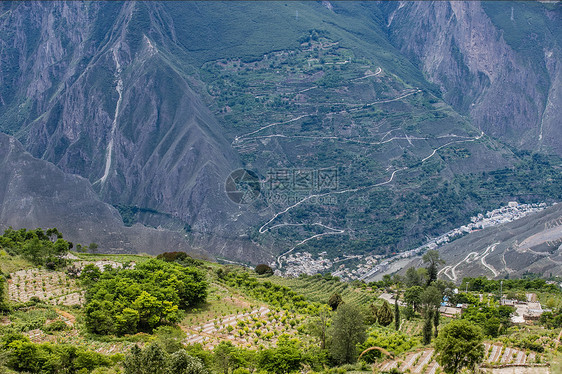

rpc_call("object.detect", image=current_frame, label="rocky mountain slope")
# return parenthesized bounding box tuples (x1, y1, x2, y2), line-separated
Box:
(0, 132, 210, 259)
(382, 1, 562, 154)
(0, 1, 560, 270)
(433, 202, 562, 279)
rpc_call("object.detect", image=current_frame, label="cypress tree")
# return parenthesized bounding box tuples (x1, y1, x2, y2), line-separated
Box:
(394, 293, 400, 331)
(433, 307, 440, 337)
(377, 300, 394, 327)
(423, 309, 433, 345)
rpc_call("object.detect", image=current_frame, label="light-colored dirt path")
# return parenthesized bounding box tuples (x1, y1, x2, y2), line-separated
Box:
(55, 309, 76, 326)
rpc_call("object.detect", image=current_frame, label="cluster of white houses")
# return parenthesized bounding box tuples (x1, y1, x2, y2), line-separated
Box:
(438, 293, 547, 324)
(380, 292, 547, 324)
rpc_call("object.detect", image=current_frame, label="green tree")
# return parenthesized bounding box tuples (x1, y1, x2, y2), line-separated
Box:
(257, 335, 302, 373)
(123, 344, 142, 374)
(423, 309, 433, 345)
(53, 238, 69, 256)
(254, 264, 273, 275)
(404, 286, 423, 312)
(434, 320, 484, 374)
(382, 274, 393, 287)
(169, 350, 208, 374)
(115, 308, 140, 335)
(433, 307, 440, 337)
(421, 285, 442, 312)
(140, 342, 168, 374)
(213, 341, 245, 374)
(404, 305, 416, 320)
(80, 264, 101, 286)
(89, 242, 99, 254)
(45, 228, 62, 240)
(21, 238, 43, 265)
(328, 292, 343, 311)
(329, 303, 367, 364)
(405, 267, 421, 287)
(0, 275, 8, 313)
(154, 326, 186, 354)
(394, 293, 400, 331)
(423, 250, 445, 285)
(124, 343, 168, 374)
(308, 304, 331, 349)
(376, 300, 394, 327)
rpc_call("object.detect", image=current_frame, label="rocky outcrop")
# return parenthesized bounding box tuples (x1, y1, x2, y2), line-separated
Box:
(0, 2, 248, 236)
(384, 1, 562, 155)
(0, 132, 211, 258)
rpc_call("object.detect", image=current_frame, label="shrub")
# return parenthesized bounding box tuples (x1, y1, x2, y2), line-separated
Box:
(255, 264, 273, 276)
(42, 320, 68, 333)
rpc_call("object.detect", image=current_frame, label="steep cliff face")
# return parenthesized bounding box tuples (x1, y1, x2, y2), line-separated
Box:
(0, 132, 211, 258)
(0, 2, 245, 236)
(383, 1, 562, 155)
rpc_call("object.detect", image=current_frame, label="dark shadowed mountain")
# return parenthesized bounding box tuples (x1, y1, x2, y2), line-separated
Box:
(0, 132, 211, 259)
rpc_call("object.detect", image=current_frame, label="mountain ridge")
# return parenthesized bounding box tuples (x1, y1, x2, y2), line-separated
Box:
(0, 1, 560, 271)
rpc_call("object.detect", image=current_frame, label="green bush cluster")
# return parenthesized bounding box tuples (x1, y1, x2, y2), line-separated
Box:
(0, 306, 57, 334)
(0, 228, 71, 268)
(0, 333, 112, 373)
(461, 304, 514, 338)
(83, 259, 207, 335)
(358, 328, 420, 363)
(540, 310, 562, 329)
(462, 276, 561, 293)
(254, 264, 273, 276)
(124, 342, 207, 374)
(207, 337, 328, 374)
(156, 252, 203, 267)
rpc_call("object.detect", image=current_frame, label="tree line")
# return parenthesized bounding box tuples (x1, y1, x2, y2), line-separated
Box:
(0, 228, 71, 269)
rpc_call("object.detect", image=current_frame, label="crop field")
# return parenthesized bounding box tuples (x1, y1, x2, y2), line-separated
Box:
(181, 279, 306, 350)
(6, 259, 131, 306)
(182, 306, 304, 350)
(399, 320, 423, 337)
(376, 343, 546, 374)
(265, 275, 374, 305)
(8, 269, 84, 306)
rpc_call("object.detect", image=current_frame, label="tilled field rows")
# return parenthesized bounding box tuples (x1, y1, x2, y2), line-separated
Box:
(8, 269, 84, 306)
(182, 306, 302, 350)
(377, 343, 542, 373)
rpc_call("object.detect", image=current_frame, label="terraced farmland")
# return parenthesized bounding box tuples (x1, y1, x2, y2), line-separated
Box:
(266, 275, 374, 305)
(377, 343, 544, 374)
(182, 306, 302, 350)
(8, 269, 84, 306)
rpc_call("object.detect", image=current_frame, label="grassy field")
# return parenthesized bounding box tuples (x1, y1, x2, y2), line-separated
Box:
(71, 252, 154, 264)
(0, 252, 32, 274)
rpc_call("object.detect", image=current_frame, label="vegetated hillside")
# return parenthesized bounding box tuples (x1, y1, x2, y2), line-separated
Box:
(0, 1, 560, 265)
(0, 240, 561, 373)
(403, 202, 562, 280)
(0, 133, 211, 259)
